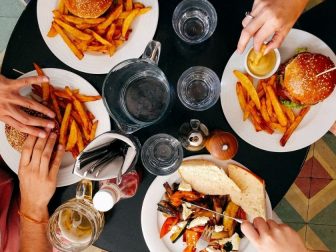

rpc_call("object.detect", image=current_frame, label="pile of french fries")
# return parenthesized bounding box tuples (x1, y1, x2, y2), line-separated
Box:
(32, 63, 101, 157)
(47, 0, 151, 59)
(234, 70, 310, 147)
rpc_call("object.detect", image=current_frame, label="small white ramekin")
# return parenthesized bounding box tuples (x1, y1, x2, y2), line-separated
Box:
(244, 46, 281, 79)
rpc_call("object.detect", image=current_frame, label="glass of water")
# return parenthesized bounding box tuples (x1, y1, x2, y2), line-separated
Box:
(177, 66, 221, 111)
(141, 134, 183, 176)
(172, 0, 217, 44)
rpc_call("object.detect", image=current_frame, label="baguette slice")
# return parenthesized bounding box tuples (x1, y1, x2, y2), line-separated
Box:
(228, 164, 266, 219)
(178, 159, 241, 195)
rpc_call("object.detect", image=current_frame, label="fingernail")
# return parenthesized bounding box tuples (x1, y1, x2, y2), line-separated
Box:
(42, 76, 49, 82)
(58, 144, 64, 150)
(48, 112, 55, 118)
(50, 133, 56, 138)
(39, 131, 47, 138)
(47, 122, 55, 129)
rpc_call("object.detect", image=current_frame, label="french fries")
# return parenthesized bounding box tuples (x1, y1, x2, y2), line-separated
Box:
(234, 71, 310, 146)
(53, 22, 84, 60)
(33, 63, 50, 101)
(266, 86, 288, 127)
(48, 0, 151, 59)
(66, 120, 78, 151)
(32, 63, 102, 157)
(280, 107, 310, 146)
(233, 70, 261, 110)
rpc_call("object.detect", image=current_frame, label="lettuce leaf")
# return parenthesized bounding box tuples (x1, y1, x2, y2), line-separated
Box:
(280, 100, 305, 109)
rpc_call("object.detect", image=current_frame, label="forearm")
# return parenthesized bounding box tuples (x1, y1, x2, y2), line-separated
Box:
(19, 207, 52, 252)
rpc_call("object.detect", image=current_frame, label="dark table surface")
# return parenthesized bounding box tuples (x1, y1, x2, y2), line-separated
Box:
(2, 0, 335, 251)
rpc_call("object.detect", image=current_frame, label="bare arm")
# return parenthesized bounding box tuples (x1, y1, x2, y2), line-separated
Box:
(18, 133, 64, 252)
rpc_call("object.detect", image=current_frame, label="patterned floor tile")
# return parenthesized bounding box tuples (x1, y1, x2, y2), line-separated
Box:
(0, 17, 20, 52)
(298, 145, 314, 178)
(310, 178, 332, 198)
(0, 0, 25, 17)
(310, 197, 336, 225)
(314, 138, 336, 179)
(274, 197, 306, 223)
(296, 177, 311, 198)
(308, 180, 336, 222)
(306, 224, 330, 251)
(307, 224, 336, 251)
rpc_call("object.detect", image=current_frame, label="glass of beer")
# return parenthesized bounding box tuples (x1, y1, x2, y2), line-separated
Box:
(47, 180, 104, 251)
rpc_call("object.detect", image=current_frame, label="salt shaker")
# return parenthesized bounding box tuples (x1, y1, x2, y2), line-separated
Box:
(93, 170, 139, 212)
(178, 119, 209, 151)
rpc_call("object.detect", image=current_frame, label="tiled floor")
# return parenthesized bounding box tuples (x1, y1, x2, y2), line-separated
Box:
(0, 0, 332, 251)
(274, 133, 336, 251)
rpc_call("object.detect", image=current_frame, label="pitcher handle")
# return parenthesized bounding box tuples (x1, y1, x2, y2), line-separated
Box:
(142, 40, 161, 65)
(76, 179, 93, 201)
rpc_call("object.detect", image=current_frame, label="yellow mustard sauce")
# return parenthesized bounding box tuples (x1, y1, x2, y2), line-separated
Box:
(247, 49, 276, 76)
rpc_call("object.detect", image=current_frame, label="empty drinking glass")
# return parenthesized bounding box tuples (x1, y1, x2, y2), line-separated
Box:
(141, 134, 183, 176)
(172, 0, 217, 44)
(177, 66, 221, 111)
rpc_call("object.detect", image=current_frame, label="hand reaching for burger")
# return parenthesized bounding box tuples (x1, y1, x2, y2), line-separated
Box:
(237, 0, 309, 54)
(0, 75, 56, 138)
(241, 217, 310, 252)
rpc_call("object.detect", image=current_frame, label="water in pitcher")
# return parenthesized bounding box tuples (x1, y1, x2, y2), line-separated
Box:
(123, 76, 169, 123)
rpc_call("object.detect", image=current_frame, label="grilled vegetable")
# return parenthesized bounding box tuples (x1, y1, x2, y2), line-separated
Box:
(163, 182, 174, 196)
(211, 231, 229, 240)
(157, 200, 179, 217)
(160, 217, 179, 238)
(170, 221, 189, 243)
(223, 201, 240, 236)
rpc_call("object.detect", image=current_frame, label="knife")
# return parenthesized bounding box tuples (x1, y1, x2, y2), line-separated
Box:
(181, 200, 243, 224)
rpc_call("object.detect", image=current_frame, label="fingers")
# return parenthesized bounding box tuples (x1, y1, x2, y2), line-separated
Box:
(237, 15, 265, 53)
(264, 29, 288, 54)
(30, 132, 50, 171)
(49, 144, 65, 180)
(253, 217, 270, 234)
(0, 115, 47, 138)
(9, 76, 49, 90)
(19, 135, 37, 168)
(13, 96, 55, 119)
(266, 219, 279, 229)
(13, 109, 55, 130)
(253, 23, 274, 52)
(40, 133, 58, 178)
(241, 220, 260, 243)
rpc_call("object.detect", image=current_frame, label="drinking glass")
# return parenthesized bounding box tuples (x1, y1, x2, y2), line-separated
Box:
(177, 66, 221, 111)
(48, 180, 104, 252)
(141, 134, 183, 176)
(172, 0, 217, 44)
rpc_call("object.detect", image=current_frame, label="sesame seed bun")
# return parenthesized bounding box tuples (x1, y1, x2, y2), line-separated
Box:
(64, 0, 113, 18)
(283, 52, 336, 105)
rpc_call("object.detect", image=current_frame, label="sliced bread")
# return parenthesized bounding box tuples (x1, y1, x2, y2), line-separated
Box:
(228, 164, 266, 219)
(178, 159, 241, 195)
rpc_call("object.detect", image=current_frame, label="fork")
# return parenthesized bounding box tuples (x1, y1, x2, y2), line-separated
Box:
(196, 225, 214, 251)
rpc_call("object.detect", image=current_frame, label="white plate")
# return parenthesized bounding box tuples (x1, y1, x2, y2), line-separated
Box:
(141, 154, 272, 252)
(36, 0, 159, 74)
(0, 68, 111, 187)
(220, 29, 336, 152)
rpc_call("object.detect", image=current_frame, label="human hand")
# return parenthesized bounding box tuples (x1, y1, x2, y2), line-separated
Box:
(18, 133, 64, 221)
(241, 217, 309, 252)
(0, 75, 56, 138)
(330, 122, 336, 136)
(237, 0, 308, 54)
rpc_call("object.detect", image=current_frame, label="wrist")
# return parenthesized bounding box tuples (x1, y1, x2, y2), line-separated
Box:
(20, 203, 49, 222)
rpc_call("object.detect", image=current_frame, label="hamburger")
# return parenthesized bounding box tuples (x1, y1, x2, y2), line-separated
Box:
(64, 0, 113, 18)
(277, 52, 336, 107)
(5, 108, 59, 152)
